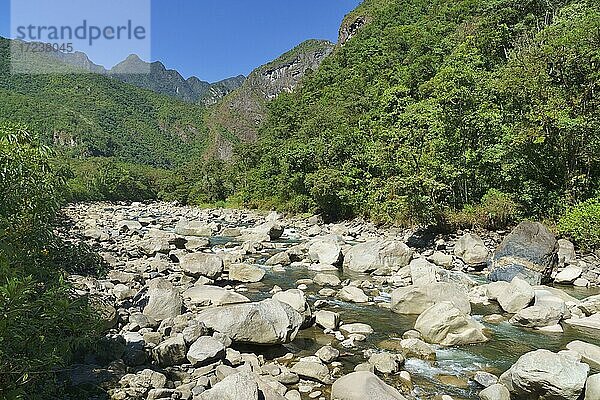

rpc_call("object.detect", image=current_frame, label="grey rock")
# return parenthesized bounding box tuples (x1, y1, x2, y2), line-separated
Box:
(391, 282, 470, 315)
(180, 252, 224, 279)
(183, 285, 250, 307)
(143, 278, 182, 321)
(454, 233, 489, 266)
(186, 336, 225, 367)
(229, 263, 265, 283)
(331, 371, 407, 400)
(415, 302, 488, 346)
(343, 240, 413, 273)
(152, 335, 187, 367)
(479, 384, 510, 400)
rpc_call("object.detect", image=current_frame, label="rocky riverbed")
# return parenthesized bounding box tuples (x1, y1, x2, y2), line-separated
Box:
(61, 202, 600, 400)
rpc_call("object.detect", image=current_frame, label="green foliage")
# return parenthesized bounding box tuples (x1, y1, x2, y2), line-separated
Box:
(448, 189, 522, 230)
(0, 123, 103, 399)
(558, 198, 600, 249)
(0, 38, 209, 169)
(232, 0, 600, 226)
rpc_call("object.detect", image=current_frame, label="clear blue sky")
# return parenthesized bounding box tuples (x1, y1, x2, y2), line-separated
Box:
(0, 0, 362, 82)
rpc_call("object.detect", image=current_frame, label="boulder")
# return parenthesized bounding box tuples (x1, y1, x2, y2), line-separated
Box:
(496, 277, 534, 313)
(290, 360, 330, 384)
(339, 323, 374, 335)
(579, 295, 600, 316)
(368, 352, 402, 374)
(186, 336, 225, 367)
(330, 371, 407, 400)
(566, 340, 600, 369)
(554, 266, 583, 284)
(428, 251, 454, 268)
(175, 219, 212, 237)
(564, 313, 600, 332)
(409, 258, 439, 285)
(196, 299, 303, 345)
(499, 349, 589, 400)
(509, 305, 564, 328)
(180, 253, 224, 279)
(489, 221, 558, 285)
(152, 335, 187, 367)
(183, 285, 250, 307)
(585, 374, 600, 400)
(558, 239, 576, 266)
(313, 273, 341, 286)
(316, 345, 340, 363)
(143, 279, 182, 321)
(198, 371, 285, 400)
(265, 251, 291, 266)
(454, 233, 489, 266)
(337, 286, 368, 303)
(474, 371, 499, 388)
(415, 302, 488, 346)
(399, 338, 436, 361)
(315, 310, 339, 330)
(228, 263, 265, 283)
(479, 384, 510, 400)
(391, 282, 470, 315)
(273, 289, 312, 327)
(343, 240, 413, 273)
(308, 238, 343, 266)
(253, 221, 284, 241)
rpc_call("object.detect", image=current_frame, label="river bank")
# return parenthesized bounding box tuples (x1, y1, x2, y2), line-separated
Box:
(60, 202, 600, 400)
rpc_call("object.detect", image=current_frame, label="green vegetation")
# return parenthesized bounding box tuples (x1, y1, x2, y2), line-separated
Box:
(559, 198, 600, 249)
(229, 0, 600, 226)
(0, 38, 209, 168)
(0, 123, 104, 399)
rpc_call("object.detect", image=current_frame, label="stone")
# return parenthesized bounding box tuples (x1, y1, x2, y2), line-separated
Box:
(489, 221, 558, 285)
(265, 251, 291, 266)
(308, 238, 343, 266)
(429, 251, 454, 268)
(585, 374, 600, 400)
(180, 253, 224, 279)
(509, 305, 564, 328)
(315, 346, 339, 363)
(496, 277, 534, 313)
(399, 338, 436, 361)
(499, 349, 589, 400)
(343, 240, 413, 273)
(454, 233, 489, 266)
(315, 310, 339, 330)
(339, 323, 373, 335)
(579, 295, 600, 316)
(313, 273, 341, 286)
(337, 286, 368, 303)
(555, 266, 583, 284)
(196, 299, 303, 345)
(152, 335, 187, 367)
(390, 282, 470, 315)
(474, 371, 498, 388)
(143, 278, 182, 321)
(290, 360, 330, 384)
(409, 258, 439, 285)
(558, 239, 576, 266)
(183, 285, 250, 307)
(229, 263, 265, 283)
(198, 372, 259, 400)
(273, 289, 312, 327)
(186, 336, 225, 367)
(415, 302, 488, 346)
(330, 371, 407, 400)
(564, 313, 600, 332)
(479, 384, 510, 400)
(566, 340, 600, 369)
(368, 352, 402, 374)
(175, 219, 212, 237)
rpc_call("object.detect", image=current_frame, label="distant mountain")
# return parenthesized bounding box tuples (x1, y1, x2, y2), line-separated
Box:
(205, 39, 335, 159)
(109, 55, 245, 104)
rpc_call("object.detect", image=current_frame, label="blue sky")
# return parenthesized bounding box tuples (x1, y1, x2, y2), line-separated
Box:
(0, 0, 362, 82)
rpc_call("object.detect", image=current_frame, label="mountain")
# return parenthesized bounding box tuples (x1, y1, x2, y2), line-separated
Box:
(0, 37, 209, 168)
(109, 55, 245, 104)
(205, 39, 335, 159)
(232, 0, 600, 222)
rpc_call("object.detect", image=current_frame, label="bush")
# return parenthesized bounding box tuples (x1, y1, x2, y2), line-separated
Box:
(0, 123, 102, 399)
(558, 198, 600, 250)
(447, 189, 522, 230)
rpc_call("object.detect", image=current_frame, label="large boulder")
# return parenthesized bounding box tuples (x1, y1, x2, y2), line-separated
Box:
(186, 336, 225, 367)
(308, 237, 343, 266)
(409, 258, 439, 285)
(228, 263, 265, 283)
(273, 289, 312, 328)
(496, 277, 534, 313)
(180, 253, 224, 279)
(343, 240, 413, 273)
(331, 371, 407, 400)
(152, 335, 187, 367)
(479, 384, 510, 400)
(183, 285, 250, 307)
(415, 302, 488, 346)
(198, 371, 285, 400)
(290, 360, 331, 383)
(143, 279, 182, 321)
(175, 219, 213, 237)
(499, 349, 589, 400)
(454, 233, 489, 266)
(337, 286, 368, 303)
(391, 282, 470, 315)
(509, 305, 565, 328)
(196, 299, 303, 345)
(489, 221, 558, 285)
(566, 340, 600, 369)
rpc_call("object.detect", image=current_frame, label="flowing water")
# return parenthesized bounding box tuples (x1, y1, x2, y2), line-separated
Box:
(213, 236, 600, 399)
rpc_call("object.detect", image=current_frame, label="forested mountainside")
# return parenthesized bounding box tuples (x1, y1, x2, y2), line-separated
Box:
(231, 0, 600, 224)
(0, 37, 209, 168)
(205, 39, 334, 159)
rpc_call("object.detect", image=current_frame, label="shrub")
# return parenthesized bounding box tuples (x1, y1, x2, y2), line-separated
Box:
(558, 198, 600, 250)
(447, 189, 522, 230)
